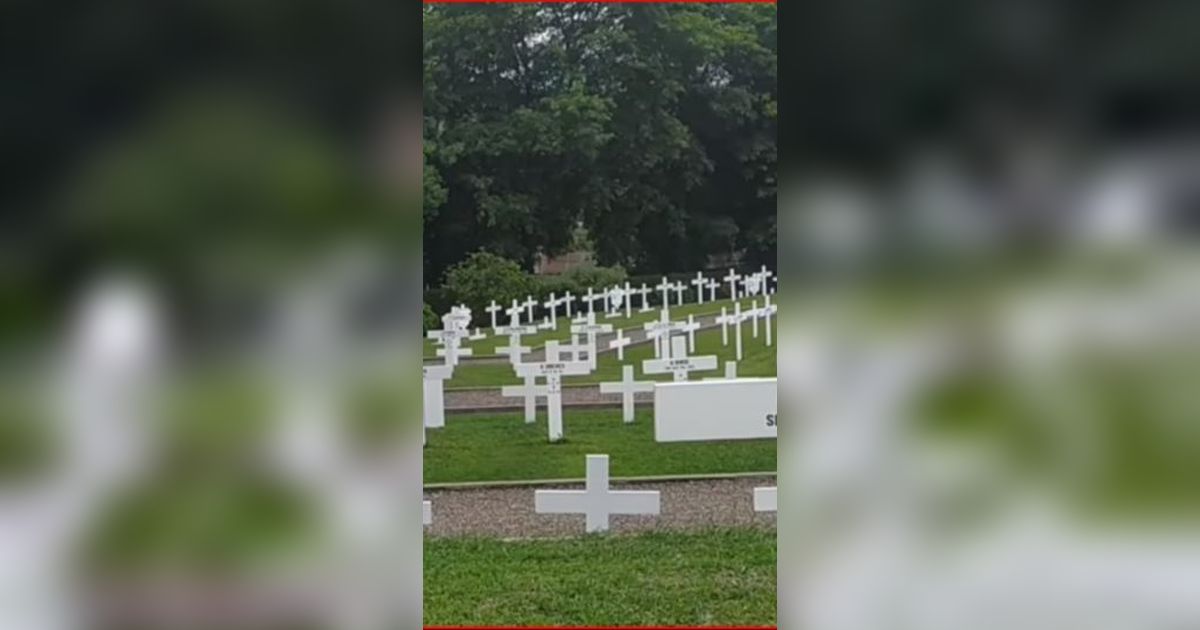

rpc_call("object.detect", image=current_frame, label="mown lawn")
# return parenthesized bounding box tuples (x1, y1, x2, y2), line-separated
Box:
(424, 407, 776, 484)
(424, 528, 777, 626)
(443, 317, 777, 389)
(424, 295, 769, 358)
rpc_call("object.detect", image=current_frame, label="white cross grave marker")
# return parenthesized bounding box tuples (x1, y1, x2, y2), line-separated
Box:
(514, 341, 591, 442)
(608, 327, 632, 361)
(656, 277, 672, 312)
(623, 281, 633, 318)
(716, 306, 732, 346)
(501, 372, 547, 424)
(706, 278, 719, 303)
(724, 268, 741, 300)
(599, 365, 654, 423)
(673, 281, 686, 307)
(571, 312, 613, 370)
(643, 336, 717, 382)
(638, 283, 653, 312)
(683, 314, 700, 353)
(692, 271, 707, 304)
(534, 454, 660, 533)
(485, 300, 502, 329)
(543, 292, 559, 329)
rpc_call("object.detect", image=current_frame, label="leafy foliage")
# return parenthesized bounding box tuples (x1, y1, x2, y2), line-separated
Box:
(441, 251, 532, 325)
(423, 5, 777, 280)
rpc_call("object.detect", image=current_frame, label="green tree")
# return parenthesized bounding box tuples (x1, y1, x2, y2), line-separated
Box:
(441, 251, 531, 326)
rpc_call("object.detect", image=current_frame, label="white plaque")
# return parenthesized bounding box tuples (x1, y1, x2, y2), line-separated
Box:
(654, 377, 777, 442)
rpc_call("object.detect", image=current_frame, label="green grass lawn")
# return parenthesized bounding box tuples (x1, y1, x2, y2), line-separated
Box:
(443, 317, 777, 389)
(424, 408, 776, 484)
(424, 295, 768, 358)
(424, 528, 776, 626)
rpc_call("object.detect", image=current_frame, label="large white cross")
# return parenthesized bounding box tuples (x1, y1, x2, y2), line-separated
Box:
(643, 309, 679, 358)
(562, 291, 574, 318)
(608, 327, 632, 361)
(599, 365, 653, 423)
(571, 312, 613, 369)
(732, 302, 747, 360)
(643, 336, 717, 381)
(623, 281, 633, 318)
(638, 283, 653, 312)
(428, 325, 471, 366)
(762, 295, 776, 347)
(422, 362, 454, 429)
(523, 295, 537, 322)
(584, 287, 605, 317)
(514, 341, 591, 442)
(605, 286, 623, 319)
(655, 277, 672, 312)
(494, 323, 537, 364)
(706, 278, 719, 302)
(543, 292, 559, 329)
(501, 372, 546, 423)
(673, 281, 687, 307)
(692, 272, 707, 304)
(716, 306, 733, 346)
(751, 299, 760, 338)
(724, 268, 741, 300)
(534, 454, 660, 533)
(485, 300, 502, 329)
(505, 299, 523, 324)
(683, 314, 700, 353)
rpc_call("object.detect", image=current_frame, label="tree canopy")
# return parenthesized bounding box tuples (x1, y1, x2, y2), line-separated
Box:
(423, 4, 777, 282)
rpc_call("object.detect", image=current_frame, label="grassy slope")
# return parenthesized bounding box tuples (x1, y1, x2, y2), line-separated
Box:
(445, 317, 777, 389)
(424, 529, 777, 626)
(424, 408, 776, 484)
(424, 295, 768, 358)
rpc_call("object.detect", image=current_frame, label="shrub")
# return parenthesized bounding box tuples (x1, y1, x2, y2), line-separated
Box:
(422, 303, 439, 333)
(441, 251, 531, 326)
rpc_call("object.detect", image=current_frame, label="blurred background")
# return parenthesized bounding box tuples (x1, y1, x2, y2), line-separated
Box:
(0, 2, 421, 628)
(779, 1, 1200, 629)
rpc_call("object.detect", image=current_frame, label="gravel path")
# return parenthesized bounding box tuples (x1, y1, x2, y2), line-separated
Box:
(444, 384, 652, 411)
(424, 475, 776, 539)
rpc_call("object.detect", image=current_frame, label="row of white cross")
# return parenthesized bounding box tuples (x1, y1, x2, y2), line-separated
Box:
(423, 452, 777, 533)
(477, 266, 778, 331)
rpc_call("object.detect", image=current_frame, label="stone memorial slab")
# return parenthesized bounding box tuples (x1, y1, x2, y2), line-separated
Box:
(653, 377, 777, 442)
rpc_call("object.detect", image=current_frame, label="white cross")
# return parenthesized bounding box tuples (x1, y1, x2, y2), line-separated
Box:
(514, 341, 591, 442)
(724, 268, 741, 300)
(751, 299, 760, 338)
(501, 372, 546, 423)
(585, 287, 596, 316)
(469, 327, 487, 341)
(655, 277, 672, 312)
(485, 300, 502, 329)
(505, 299, 523, 325)
(692, 272, 707, 304)
(673, 282, 687, 306)
(523, 295, 537, 322)
(716, 306, 732, 346)
(599, 365, 653, 423)
(643, 336, 718, 381)
(534, 454, 660, 533)
(683, 314, 700, 353)
(763, 295, 776, 347)
(495, 338, 531, 364)
(428, 326, 470, 366)
(563, 291, 574, 318)
(706, 278, 719, 302)
(638, 284, 653, 312)
(543, 292, 559, 329)
(732, 302, 747, 360)
(571, 312, 613, 370)
(643, 309, 678, 358)
(422, 362, 454, 429)
(423, 500, 433, 525)
(623, 281, 633, 318)
(538, 315, 555, 331)
(608, 327, 632, 361)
